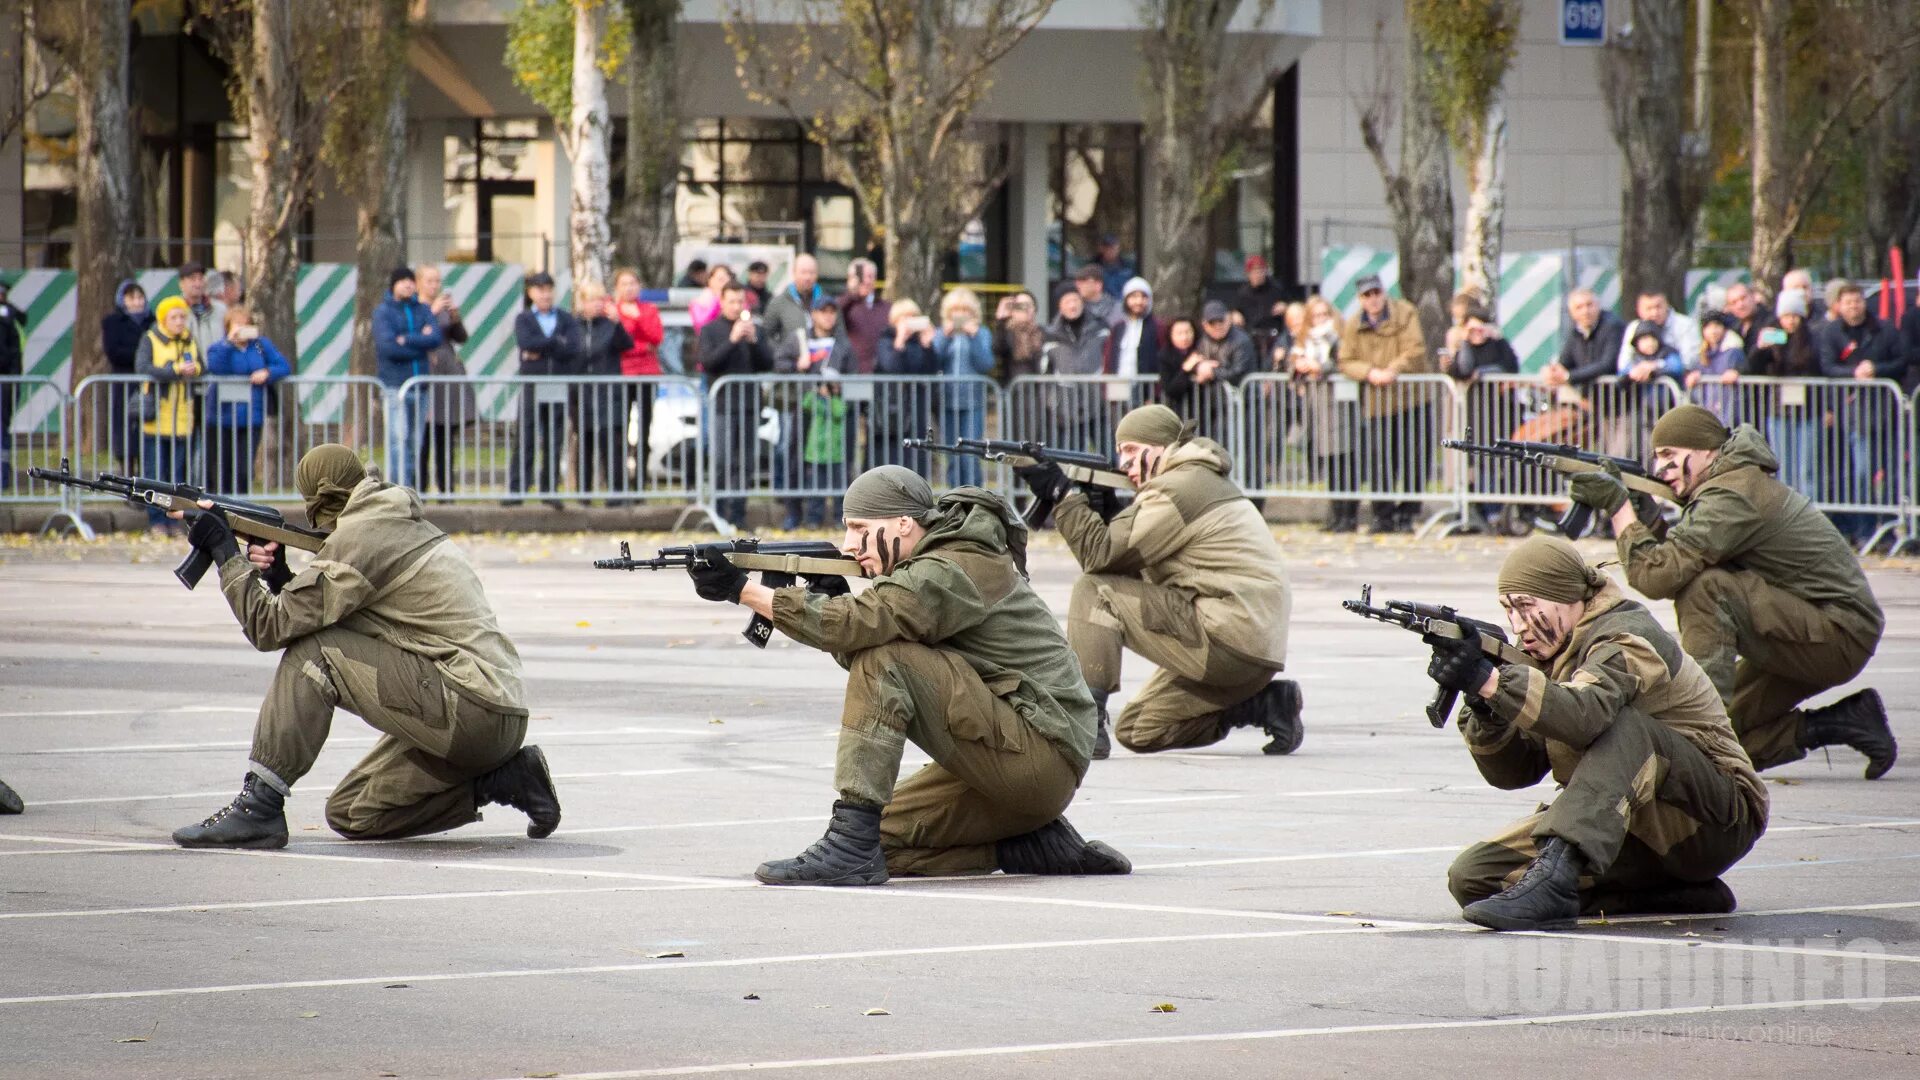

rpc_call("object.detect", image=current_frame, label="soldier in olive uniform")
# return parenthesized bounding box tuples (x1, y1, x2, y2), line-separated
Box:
(686, 466, 1129, 885)
(1439, 536, 1768, 930)
(1568, 404, 1895, 779)
(1022, 404, 1300, 758)
(170, 444, 561, 848)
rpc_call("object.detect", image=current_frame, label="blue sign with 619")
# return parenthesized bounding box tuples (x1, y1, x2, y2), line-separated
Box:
(1561, 0, 1605, 45)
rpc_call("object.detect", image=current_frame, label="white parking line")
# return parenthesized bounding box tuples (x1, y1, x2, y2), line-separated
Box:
(487, 994, 1920, 1078)
(0, 706, 257, 720)
(0, 925, 1425, 1008)
(0, 884, 730, 922)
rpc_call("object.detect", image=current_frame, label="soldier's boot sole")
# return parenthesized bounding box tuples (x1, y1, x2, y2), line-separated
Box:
(0, 778, 22, 815)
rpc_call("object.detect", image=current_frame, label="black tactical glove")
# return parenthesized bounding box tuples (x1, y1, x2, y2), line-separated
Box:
(687, 544, 748, 603)
(187, 510, 239, 566)
(261, 543, 295, 594)
(1014, 462, 1072, 504)
(1427, 633, 1497, 697)
(803, 573, 851, 598)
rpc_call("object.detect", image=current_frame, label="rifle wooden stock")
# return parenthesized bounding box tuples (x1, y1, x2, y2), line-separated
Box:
(1536, 455, 1678, 504)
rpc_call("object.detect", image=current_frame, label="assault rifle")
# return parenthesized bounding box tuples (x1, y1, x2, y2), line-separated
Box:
(28, 459, 327, 590)
(902, 434, 1133, 527)
(1341, 584, 1533, 729)
(595, 538, 866, 648)
(1442, 436, 1676, 539)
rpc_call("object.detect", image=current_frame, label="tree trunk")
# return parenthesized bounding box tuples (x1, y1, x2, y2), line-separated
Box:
(619, 0, 679, 286)
(1398, 30, 1455, 352)
(1145, 110, 1208, 317)
(351, 78, 408, 381)
(1458, 99, 1507, 306)
(1747, 0, 1792, 290)
(1140, 1, 1242, 317)
(71, 0, 136, 417)
(244, 0, 301, 368)
(1857, 1, 1920, 277)
(566, 0, 612, 288)
(1599, 0, 1704, 309)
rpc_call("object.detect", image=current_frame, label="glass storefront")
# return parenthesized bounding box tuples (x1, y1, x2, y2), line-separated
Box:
(444, 119, 545, 266)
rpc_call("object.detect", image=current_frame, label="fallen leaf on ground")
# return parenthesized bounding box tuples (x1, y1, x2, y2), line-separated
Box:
(743, 993, 760, 1001)
(863, 1007, 890, 1016)
(1358, 921, 1376, 928)
(575, 620, 590, 627)
(1151, 1003, 1178, 1013)
(1324, 910, 1356, 917)
(115, 1037, 147, 1044)
(384, 983, 410, 989)
(648, 950, 685, 959)
(667, 638, 696, 647)
(298, 1012, 319, 1019)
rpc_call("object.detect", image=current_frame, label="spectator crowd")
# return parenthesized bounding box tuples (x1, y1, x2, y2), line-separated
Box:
(26, 248, 1917, 544)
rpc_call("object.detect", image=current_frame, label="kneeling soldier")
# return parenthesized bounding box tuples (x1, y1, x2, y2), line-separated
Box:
(1442, 536, 1768, 930)
(1026, 404, 1299, 758)
(686, 466, 1128, 885)
(1568, 404, 1894, 779)
(171, 444, 559, 848)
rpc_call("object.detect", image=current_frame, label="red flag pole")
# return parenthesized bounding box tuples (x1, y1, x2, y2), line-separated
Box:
(1892, 245, 1907, 320)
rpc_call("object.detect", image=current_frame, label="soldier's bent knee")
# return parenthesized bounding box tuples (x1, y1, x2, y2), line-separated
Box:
(1674, 567, 1739, 617)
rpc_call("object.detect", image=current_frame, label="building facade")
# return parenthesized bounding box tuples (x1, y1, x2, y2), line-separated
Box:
(3, 0, 1630, 301)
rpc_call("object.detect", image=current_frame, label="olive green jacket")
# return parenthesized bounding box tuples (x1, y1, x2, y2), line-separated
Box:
(1053, 437, 1290, 667)
(1460, 583, 1768, 826)
(772, 488, 1097, 764)
(1616, 425, 1883, 645)
(216, 478, 527, 715)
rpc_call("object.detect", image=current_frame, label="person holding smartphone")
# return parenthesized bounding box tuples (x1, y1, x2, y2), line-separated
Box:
(203, 306, 292, 496)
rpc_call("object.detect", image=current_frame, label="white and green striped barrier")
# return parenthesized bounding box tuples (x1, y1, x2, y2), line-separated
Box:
(1685, 268, 1751, 316)
(1317, 246, 1566, 373)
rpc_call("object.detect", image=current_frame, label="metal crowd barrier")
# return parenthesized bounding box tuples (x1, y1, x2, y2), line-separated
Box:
(704, 373, 1002, 529)
(1686, 375, 1909, 553)
(68, 373, 385, 504)
(1239, 372, 1462, 534)
(390, 375, 706, 518)
(17, 369, 1920, 556)
(1449, 374, 1684, 532)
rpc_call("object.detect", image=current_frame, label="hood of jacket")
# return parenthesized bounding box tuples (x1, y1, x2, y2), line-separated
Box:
(114, 279, 143, 314)
(1698, 424, 1780, 489)
(1154, 435, 1234, 483)
(917, 486, 1029, 577)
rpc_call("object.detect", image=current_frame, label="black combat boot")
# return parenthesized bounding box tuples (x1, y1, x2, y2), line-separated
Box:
(996, 817, 1132, 875)
(173, 774, 289, 849)
(476, 746, 563, 838)
(1217, 681, 1305, 755)
(0, 776, 22, 815)
(1461, 836, 1584, 931)
(1798, 689, 1897, 780)
(755, 801, 890, 886)
(1585, 878, 1735, 918)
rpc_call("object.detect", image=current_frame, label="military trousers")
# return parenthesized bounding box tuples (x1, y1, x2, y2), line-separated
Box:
(1067, 573, 1278, 753)
(250, 626, 527, 840)
(1448, 707, 1764, 912)
(1673, 566, 1876, 770)
(835, 641, 1084, 877)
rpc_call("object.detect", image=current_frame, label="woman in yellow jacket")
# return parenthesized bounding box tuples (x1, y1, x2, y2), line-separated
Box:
(135, 296, 203, 533)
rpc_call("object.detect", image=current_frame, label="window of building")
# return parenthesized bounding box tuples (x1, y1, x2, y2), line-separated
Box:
(1050, 124, 1142, 285)
(444, 119, 544, 266)
(1207, 86, 1277, 284)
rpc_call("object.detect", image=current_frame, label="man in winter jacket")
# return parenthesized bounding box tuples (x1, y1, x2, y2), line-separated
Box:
(372, 267, 444, 490)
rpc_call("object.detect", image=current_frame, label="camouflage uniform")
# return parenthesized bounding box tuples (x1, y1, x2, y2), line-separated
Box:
(772, 489, 1097, 875)
(1053, 437, 1291, 752)
(1614, 426, 1884, 769)
(217, 478, 529, 838)
(1448, 583, 1769, 911)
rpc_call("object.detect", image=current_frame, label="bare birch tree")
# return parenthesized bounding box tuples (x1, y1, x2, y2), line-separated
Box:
(1356, 11, 1455, 349)
(619, 0, 681, 286)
